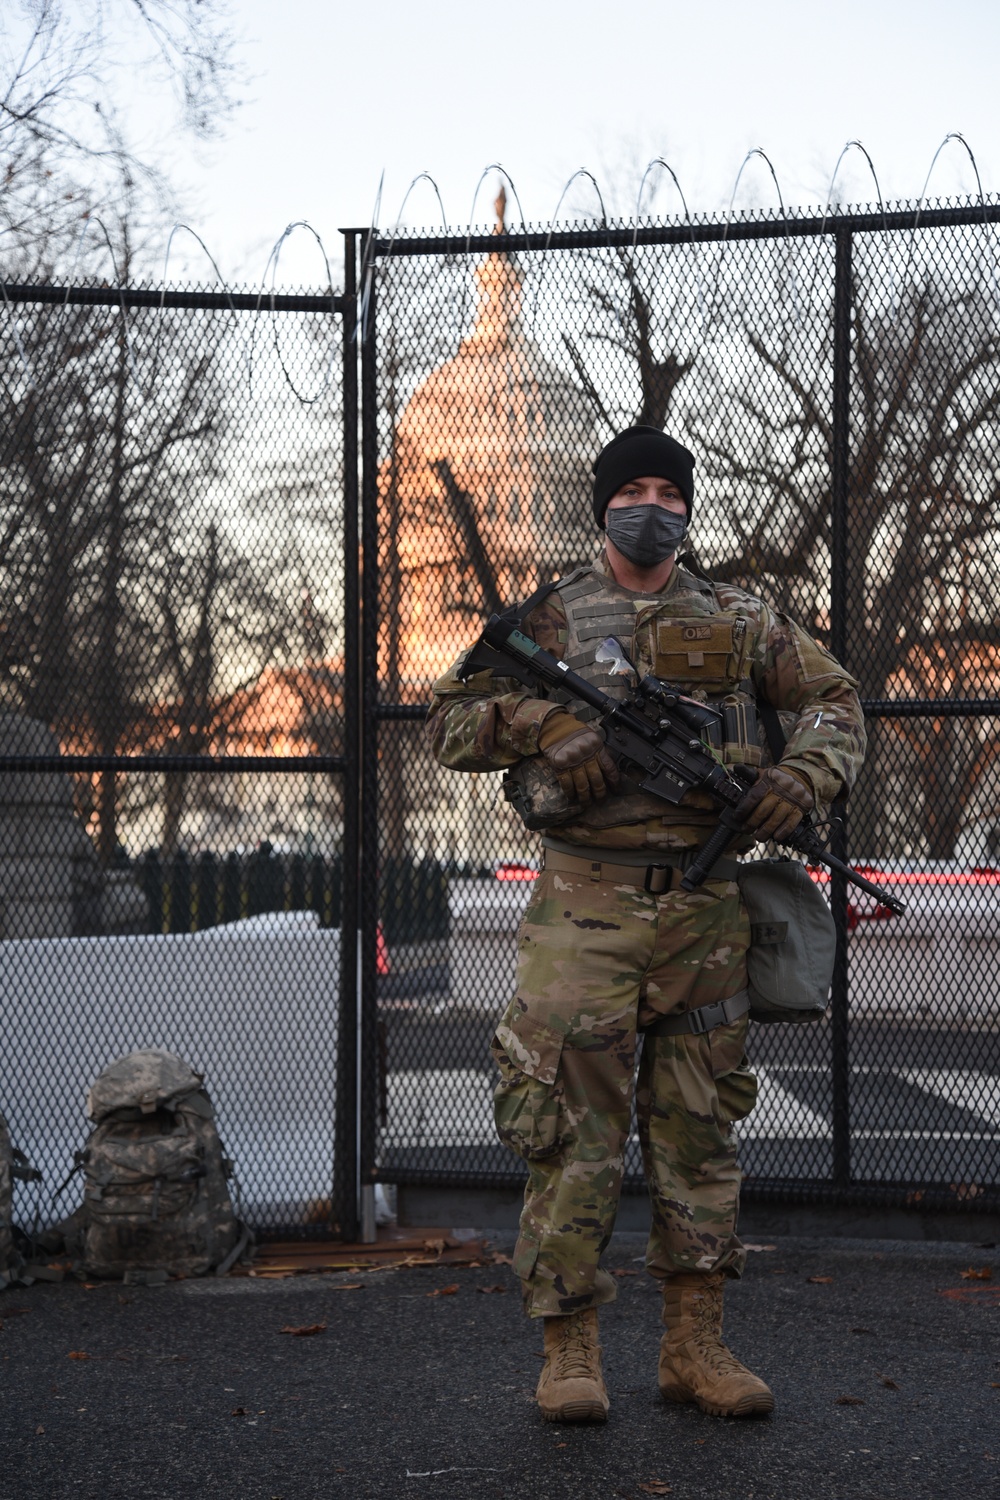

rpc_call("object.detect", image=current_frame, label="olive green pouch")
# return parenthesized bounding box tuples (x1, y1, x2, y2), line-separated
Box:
(737, 857, 836, 1023)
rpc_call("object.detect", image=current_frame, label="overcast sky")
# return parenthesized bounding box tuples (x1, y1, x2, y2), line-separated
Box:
(150, 0, 1000, 286)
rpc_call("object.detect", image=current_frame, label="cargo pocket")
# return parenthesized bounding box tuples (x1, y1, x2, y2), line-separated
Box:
(490, 1007, 566, 1161)
(709, 1018, 758, 1125)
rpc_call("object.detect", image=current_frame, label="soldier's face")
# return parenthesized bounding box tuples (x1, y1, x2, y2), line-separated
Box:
(606, 476, 687, 514)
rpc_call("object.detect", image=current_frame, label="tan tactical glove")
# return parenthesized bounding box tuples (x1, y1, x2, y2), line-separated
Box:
(536, 710, 621, 806)
(739, 765, 814, 841)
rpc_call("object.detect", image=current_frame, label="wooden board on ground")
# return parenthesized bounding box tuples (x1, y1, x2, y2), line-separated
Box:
(235, 1228, 492, 1279)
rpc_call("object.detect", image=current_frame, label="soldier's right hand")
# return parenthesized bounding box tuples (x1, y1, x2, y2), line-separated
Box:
(536, 711, 621, 806)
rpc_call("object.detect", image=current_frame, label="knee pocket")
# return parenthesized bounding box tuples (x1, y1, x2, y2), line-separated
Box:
(491, 1008, 567, 1161)
(644, 1019, 758, 1129)
(710, 1021, 758, 1124)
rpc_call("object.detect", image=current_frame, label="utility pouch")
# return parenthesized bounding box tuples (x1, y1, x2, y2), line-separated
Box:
(501, 757, 580, 831)
(737, 857, 835, 1023)
(654, 618, 745, 688)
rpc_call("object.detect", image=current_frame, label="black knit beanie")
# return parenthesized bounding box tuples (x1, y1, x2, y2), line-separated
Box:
(591, 425, 695, 528)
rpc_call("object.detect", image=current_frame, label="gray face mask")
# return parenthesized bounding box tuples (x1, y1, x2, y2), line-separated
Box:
(605, 504, 688, 568)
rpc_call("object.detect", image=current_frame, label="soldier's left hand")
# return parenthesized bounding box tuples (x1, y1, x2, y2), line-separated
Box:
(739, 765, 814, 841)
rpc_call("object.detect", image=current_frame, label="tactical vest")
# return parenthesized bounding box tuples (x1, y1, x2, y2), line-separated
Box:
(503, 563, 769, 834)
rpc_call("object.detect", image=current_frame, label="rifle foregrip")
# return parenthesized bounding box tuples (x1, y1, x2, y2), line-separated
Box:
(680, 809, 746, 892)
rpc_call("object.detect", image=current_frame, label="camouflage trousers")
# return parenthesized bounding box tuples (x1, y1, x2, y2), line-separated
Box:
(490, 865, 757, 1318)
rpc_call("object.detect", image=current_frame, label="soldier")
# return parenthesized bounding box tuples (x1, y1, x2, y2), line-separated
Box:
(425, 426, 866, 1424)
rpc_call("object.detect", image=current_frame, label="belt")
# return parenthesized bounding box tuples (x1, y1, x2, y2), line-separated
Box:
(540, 841, 741, 894)
(641, 988, 751, 1037)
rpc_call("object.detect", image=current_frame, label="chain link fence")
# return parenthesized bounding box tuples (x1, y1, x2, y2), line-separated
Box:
(365, 200, 1000, 1215)
(0, 280, 355, 1236)
(4, 201, 1000, 1243)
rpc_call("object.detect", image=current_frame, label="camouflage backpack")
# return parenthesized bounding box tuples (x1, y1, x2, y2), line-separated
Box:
(73, 1050, 251, 1282)
(1, 1110, 43, 1289)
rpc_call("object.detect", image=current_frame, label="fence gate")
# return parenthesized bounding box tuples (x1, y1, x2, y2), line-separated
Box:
(361, 199, 1000, 1221)
(0, 262, 361, 1239)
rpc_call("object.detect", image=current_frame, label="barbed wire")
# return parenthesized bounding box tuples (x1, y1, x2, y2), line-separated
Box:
(253, 221, 338, 404)
(905, 134, 999, 321)
(3, 136, 998, 407)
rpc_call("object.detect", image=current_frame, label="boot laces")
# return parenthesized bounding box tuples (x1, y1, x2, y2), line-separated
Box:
(691, 1288, 744, 1377)
(553, 1315, 597, 1380)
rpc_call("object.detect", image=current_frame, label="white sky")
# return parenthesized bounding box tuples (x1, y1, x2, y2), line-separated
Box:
(145, 0, 1000, 285)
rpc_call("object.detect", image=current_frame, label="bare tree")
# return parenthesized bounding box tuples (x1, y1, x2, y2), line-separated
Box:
(568, 224, 1000, 858)
(0, 214, 232, 857)
(684, 238, 1000, 858)
(1, 1, 241, 182)
(565, 246, 695, 435)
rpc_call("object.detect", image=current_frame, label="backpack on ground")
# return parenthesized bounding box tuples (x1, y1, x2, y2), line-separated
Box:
(1, 1110, 44, 1289)
(72, 1049, 251, 1282)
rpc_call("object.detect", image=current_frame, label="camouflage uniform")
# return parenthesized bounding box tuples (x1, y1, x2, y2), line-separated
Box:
(426, 554, 865, 1317)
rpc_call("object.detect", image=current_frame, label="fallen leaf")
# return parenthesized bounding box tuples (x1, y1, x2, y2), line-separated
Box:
(476, 1284, 507, 1294)
(67, 1351, 89, 1361)
(426, 1284, 460, 1297)
(835, 1395, 865, 1406)
(35, 1425, 44, 1435)
(807, 1276, 834, 1285)
(879, 1375, 901, 1390)
(230, 1406, 248, 1416)
(851, 1327, 874, 1334)
(555, 1442, 567, 1448)
(612, 1269, 638, 1278)
(4, 1307, 30, 1317)
(959, 1266, 993, 1281)
(937, 1286, 1000, 1306)
(422, 1239, 447, 1257)
(330, 1284, 364, 1292)
(279, 1323, 327, 1337)
(638, 1482, 672, 1495)
(744, 1243, 777, 1252)
(991, 1382, 1000, 1389)
(491, 1253, 513, 1266)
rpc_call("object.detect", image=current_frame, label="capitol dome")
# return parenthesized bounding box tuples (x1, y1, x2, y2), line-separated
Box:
(378, 189, 600, 691)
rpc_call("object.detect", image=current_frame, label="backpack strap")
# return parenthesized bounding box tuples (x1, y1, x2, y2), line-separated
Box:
(499, 566, 589, 628)
(214, 1220, 254, 1277)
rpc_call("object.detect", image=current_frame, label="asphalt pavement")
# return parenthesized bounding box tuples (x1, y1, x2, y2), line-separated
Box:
(2, 1232, 998, 1500)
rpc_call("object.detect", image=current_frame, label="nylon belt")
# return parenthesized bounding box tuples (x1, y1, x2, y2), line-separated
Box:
(540, 839, 741, 893)
(641, 988, 751, 1038)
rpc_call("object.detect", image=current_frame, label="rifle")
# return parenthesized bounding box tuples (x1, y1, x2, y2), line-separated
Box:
(458, 612, 905, 916)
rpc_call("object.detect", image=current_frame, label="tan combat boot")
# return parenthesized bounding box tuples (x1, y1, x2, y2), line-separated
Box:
(659, 1273, 774, 1418)
(535, 1307, 610, 1423)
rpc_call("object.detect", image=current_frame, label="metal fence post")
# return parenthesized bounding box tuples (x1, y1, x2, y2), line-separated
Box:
(358, 244, 381, 1243)
(830, 225, 853, 1187)
(332, 231, 361, 1242)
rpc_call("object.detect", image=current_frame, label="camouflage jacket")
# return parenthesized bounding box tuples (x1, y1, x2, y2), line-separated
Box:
(425, 553, 866, 852)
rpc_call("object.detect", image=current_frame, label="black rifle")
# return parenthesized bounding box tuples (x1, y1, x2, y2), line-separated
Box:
(458, 612, 905, 915)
